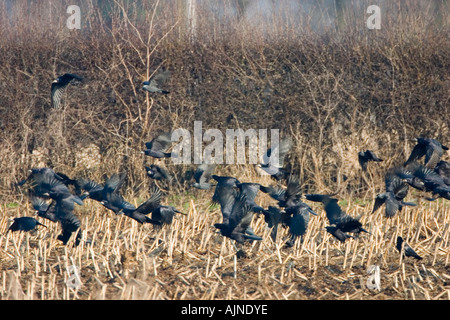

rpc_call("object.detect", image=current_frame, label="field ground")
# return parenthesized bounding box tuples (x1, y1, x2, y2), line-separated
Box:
(1, 189, 449, 300)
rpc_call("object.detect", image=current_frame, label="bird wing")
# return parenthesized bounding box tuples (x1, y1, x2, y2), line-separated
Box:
(285, 175, 302, 200)
(404, 142, 427, 166)
(261, 136, 293, 167)
(324, 198, 343, 225)
(214, 187, 237, 223)
(149, 70, 171, 87)
(238, 183, 262, 202)
(29, 194, 49, 213)
(102, 172, 127, 196)
(424, 141, 443, 169)
(51, 82, 68, 109)
(195, 163, 216, 184)
(384, 193, 400, 218)
(358, 153, 368, 171)
(146, 132, 173, 152)
(372, 194, 386, 213)
(50, 74, 83, 109)
(135, 187, 162, 215)
(228, 194, 253, 234)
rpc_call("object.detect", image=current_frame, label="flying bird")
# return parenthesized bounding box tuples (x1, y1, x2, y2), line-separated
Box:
(325, 226, 354, 243)
(193, 163, 216, 190)
(262, 175, 302, 208)
(7, 217, 47, 233)
(80, 172, 127, 204)
(305, 194, 343, 225)
(400, 163, 450, 200)
(372, 170, 416, 218)
(143, 132, 173, 158)
(214, 193, 262, 244)
(283, 202, 318, 247)
(396, 236, 422, 260)
(305, 193, 369, 239)
(258, 136, 293, 180)
(51, 73, 83, 109)
(142, 70, 171, 94)
(42, 179, 84, 246)
(358, 150, 383, 171)
(118, 187, 164, 224)
(404, 137, 448, 170)
(145, 164, 172, 182)
(261, 206, 283, 242)
(147, 205, 187, 227)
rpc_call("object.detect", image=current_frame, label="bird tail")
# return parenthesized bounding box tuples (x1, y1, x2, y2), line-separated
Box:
(400, 201, 417, 207)
(160, 90, 170, 94)
(244, 234, 263, 241)
(37, 221, 47, 228)
(175, 209, 187, 215)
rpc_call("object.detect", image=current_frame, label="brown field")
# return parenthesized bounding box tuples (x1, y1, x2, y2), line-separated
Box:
(1, 187, 450, 300)
(0, 0, 449, 301)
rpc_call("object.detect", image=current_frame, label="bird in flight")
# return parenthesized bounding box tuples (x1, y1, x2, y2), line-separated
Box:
(7, 217, 47, 233)
(51, 73, 83, 109)
(358, 150, 383, 172)
(142, 70, 171, 94)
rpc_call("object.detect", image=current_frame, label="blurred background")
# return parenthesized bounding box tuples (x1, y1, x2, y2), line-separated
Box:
(0, 0, 448, 201)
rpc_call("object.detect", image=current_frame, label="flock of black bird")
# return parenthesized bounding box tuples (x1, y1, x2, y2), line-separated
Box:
(6, 73, 450, 263)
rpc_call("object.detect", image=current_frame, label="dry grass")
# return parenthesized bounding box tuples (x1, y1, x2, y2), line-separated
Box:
(0, 0, 449, 300)
(1, 186, 450, 300)
(4, 148, 449, 301)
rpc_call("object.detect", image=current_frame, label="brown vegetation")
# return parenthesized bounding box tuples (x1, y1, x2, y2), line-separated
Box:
(0, 0, 449, 300)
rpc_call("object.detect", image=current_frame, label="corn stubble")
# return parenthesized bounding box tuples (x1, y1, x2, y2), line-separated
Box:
(0, 0, 449, 300)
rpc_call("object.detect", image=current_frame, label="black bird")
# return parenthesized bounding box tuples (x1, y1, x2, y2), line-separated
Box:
(17, 167, 78, 192)
(396, 236, 422, 260)
(306, 193, 368, 237)
(325, 226, 354, 243)
(44, 183, 84, 246)
(145, 164, 172, 182)
(142, 70, 171, 94)
(143, 132, 173, 158)
(237, 182, 267, 213)
(214, 193, 262, 244)
(211, 175, 240, 207)
(305, 194, 343, 225)
(283, 202, 318, 247)
(258, 136, 293, 180)
(193, 163, 216, 190)
(100, 191, 137, 216)
(147, 205, 187, 227)
(261, 206, 283, 242)
(358, 150, 383, 171)
(435, 161, 450, 186)
(51, 73, 83, 109)
(29, 193, 58, 222)
(404, 137, 448, 170)
(334, 213, 369, 235)
(372, 171, 416, 218)
(32, 174, 84, 246)
(7, 217, 47, 233)
(262, 175, 302, 208)
(81, 172, 127, 203)
(402, 163, 450, 200)
(119, 187, 163, 224)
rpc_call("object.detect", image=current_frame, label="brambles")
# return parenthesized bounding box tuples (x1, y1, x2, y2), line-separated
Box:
(0, 0, 449, 300)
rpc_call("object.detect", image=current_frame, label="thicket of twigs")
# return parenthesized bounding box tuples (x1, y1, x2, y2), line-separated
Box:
(0, 0, 449, 300)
